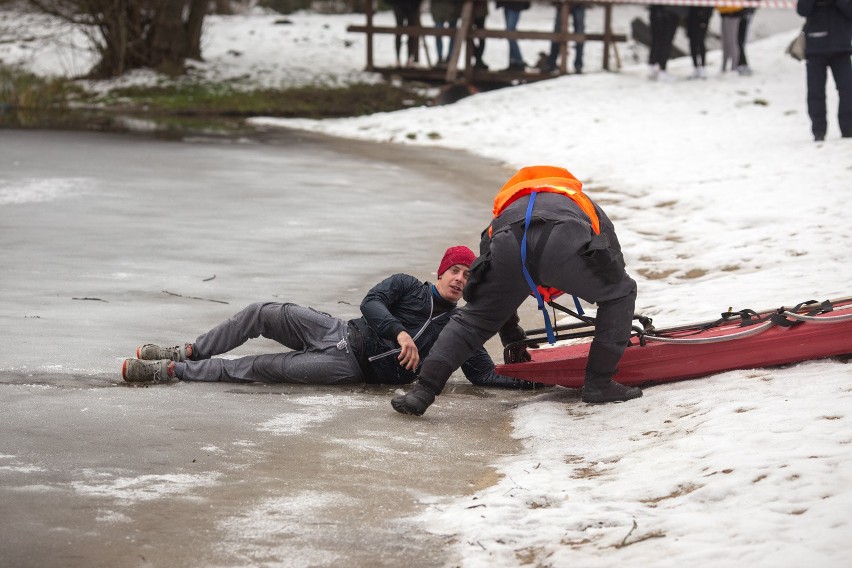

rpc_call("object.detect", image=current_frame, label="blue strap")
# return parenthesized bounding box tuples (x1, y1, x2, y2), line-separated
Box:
(520, 192, 556, 344)
(573, 293, 585, 316)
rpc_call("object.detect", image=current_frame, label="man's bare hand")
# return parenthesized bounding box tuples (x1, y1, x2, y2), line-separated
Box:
(396, 331, 420, 370)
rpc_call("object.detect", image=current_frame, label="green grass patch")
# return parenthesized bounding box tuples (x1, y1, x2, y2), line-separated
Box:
(2, 64, 431, 130)
(0, 66, 80, 110)
(91, 81, 430, 118)
(0, 65, 89, 128)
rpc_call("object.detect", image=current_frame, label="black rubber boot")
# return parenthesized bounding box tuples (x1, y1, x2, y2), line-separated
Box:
(581, 342, 642, 403)
(391, 383, 436, 416)
(581, 375, 643, 403)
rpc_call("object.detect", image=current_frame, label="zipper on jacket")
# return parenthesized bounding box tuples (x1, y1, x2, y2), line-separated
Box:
(367, 294, 450, 362)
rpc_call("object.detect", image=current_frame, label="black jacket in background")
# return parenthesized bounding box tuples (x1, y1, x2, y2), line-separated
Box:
(797, 0, 852, 56)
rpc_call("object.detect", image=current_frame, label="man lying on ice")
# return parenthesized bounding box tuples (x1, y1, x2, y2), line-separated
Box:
(121, 246, 540, 391)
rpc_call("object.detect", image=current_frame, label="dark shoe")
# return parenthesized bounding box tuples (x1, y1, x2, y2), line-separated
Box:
(122, 359, 174, 383)
(814, 134, 825, 142)
(581, 379, 642, 403)
(391, 383, 435, 416)
(473, 60, 489, 71)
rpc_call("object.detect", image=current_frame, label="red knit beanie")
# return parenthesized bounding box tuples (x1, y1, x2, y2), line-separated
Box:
(438, 246, 476, 276)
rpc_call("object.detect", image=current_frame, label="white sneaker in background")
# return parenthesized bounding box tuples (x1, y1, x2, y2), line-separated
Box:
(648, 63, 660, 81)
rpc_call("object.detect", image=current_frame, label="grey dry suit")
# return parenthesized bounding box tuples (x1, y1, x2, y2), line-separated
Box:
(173, 274, 534, 388)
(416, 191, 638, 396)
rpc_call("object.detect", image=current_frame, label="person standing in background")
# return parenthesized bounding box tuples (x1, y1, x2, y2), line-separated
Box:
(471, 0, 490, 70)
(648, 4, 684, 80)
(718, 6, 743, 73)
(389, 0, 423, 67)
(545, 1, 587, 74)
(496, 0, 532, 71)
(736, 7, 756, 75)
(431, 0, 462, 67)
(796, 0, 852, 141)
(687, 6, 713, 79)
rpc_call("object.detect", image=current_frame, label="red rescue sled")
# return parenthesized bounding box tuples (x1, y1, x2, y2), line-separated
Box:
(496, 297, 852, 387)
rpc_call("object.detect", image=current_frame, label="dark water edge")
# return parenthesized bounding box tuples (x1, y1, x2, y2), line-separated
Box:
(0, 106, 259, 141)
(1, 105, 515, 210)
(0, 106, 512, 185)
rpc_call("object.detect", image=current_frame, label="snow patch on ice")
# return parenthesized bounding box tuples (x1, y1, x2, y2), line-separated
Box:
(216, 491, 349, 566)
(0, 178, 91, 205)
(258, 394, 376, 435)
(69, 472, 221, 503)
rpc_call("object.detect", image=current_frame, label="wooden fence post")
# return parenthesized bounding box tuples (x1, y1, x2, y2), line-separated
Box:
(365, 0, 374, 71)
(446, 0, 474, 83)
(603, 2, 613, 71)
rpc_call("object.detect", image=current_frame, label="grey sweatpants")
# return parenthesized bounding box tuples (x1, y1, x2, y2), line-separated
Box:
(720, 15, 741, 72)
(419, 193, 637, 391)
(173, 302, 365, 384)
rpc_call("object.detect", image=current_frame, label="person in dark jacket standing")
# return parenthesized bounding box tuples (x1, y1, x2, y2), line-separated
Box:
(545, 1, 588, 75)
(431, 0, 462, 66)
(648, 4, 684, 80)
(389, 0, 424, 67)
(392, 166, 642, 417)
(797, 0, 852, 141)
(496, 0, 531, 71)
(687, 6, 714, 79)
(121, 246, 537, 390)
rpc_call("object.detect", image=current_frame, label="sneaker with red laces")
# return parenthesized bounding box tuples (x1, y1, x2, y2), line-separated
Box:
(122, 359, 174, 383)
(136, 343, 193, 361)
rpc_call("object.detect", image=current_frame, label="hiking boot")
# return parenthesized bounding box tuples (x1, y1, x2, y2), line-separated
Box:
(136, 343, 193, 362)
(581, 379, 642, 404)
(122, 359, 174, 383)
(391, 383, 436, 416)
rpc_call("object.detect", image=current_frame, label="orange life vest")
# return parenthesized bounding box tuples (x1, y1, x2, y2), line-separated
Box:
(490, 165, 601, 303)
(491, 165, 600, 235)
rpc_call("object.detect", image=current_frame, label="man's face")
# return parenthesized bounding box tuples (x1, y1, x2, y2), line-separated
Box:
(435, 264, 471, 303)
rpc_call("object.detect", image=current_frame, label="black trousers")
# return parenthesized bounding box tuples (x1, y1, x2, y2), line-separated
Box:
(806, 53, 852, 139)
(649, 9, 680, 70)
(687, 7, 713, 68)
(392, 0, 422, 62)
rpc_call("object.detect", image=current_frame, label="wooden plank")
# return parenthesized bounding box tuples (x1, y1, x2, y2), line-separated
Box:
(348, 25, 458, 37)
(446, 0, 474, 83)
(346, 25, 625, 44)
(369, 65, 556, 86)
(557, 3, 570, 74)
(603, 3, 612, 71)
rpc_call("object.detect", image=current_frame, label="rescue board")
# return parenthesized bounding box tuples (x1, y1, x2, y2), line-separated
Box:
(496, 297, 852, 387)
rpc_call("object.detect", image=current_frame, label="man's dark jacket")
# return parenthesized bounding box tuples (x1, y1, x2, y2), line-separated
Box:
(348, 273, 525, 387)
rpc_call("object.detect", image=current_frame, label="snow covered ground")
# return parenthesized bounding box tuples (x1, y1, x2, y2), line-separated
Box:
(3, 3, 852, 567)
